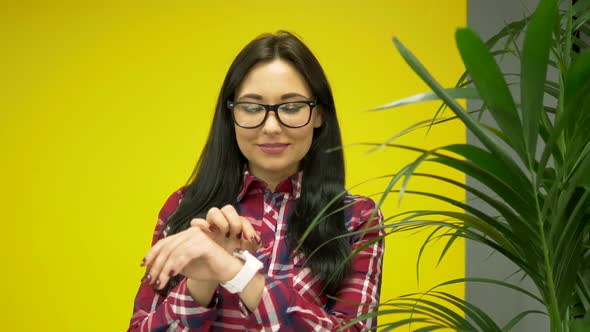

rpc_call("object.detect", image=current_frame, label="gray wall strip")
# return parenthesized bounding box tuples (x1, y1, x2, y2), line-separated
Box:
(466, 0, 548, 331)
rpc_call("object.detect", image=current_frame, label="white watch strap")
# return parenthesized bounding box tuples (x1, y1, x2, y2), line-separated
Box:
(220, 250, 263, 294)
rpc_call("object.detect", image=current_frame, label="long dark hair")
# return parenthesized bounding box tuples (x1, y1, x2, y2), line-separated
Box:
(162, 31, 350, 295)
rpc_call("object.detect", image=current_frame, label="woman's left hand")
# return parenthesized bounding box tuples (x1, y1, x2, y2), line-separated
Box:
(141, 225, 240, 290)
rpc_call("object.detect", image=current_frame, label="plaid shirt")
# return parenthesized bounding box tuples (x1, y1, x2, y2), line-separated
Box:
(128, 171, 384, 331)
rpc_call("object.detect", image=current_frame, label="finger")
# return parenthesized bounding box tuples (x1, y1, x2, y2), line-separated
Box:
(206, 207, 230, 238)
(241, 233, 261, 255)
(190, 218, 211, 232)
(147, 230, 193, 287)
(220, 205, 243, 240)
(158, 229, 221, 289)
(155, 228, 208, 289)
(142, 233, 180, 269)
(239, 216, 260, 251)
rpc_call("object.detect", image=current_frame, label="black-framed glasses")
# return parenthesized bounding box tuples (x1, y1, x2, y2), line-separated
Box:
(227, 100, 317, 129)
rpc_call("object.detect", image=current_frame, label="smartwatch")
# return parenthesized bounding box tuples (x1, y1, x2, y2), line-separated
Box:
(220, 250, 263, 294)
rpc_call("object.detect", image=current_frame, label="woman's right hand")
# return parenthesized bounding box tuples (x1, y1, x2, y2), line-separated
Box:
(142, 205, 262, 291)
(190, 205, 261, 255)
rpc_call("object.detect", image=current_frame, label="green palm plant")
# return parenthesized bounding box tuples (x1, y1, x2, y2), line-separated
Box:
(347, 0, 590, 330)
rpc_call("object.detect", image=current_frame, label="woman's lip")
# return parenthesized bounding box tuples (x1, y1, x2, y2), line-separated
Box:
(257, 143, 289, 154)
(258, 143, 289, 147)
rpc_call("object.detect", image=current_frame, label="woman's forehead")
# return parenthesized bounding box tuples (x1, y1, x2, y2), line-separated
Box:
(235, 60, 312, 100)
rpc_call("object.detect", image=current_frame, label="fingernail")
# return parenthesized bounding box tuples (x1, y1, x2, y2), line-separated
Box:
(250, 235, 261, 245)
(146, 274, 152, 282)
(140, 258, 146, 267)
(169, 270, 176, 277)
(155, 279, 160, 286)
(237, 231, 242, 240)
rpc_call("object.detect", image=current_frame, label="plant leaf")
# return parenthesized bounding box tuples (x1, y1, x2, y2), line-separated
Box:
(521, 0, 557, 162)
(392, 38, 530, 210)
(564, 51, 590, 160)
(573, 0, 590, 31)
(502, 310, 548, 331)
(455, 28, 527, 161)
(570, 313, 590, 332)
(434, 277, 545, 304)
(370, 88, 480, 111)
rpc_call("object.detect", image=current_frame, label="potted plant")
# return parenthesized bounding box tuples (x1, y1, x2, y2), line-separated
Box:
(337, 0, 590, 330)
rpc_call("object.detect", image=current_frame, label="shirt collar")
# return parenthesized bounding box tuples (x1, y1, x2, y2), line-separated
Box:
(237, 168, 302, 202)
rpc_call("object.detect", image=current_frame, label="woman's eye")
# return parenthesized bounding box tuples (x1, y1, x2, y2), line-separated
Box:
(240, 104, 264, 113)
(281, 103, 304, 113)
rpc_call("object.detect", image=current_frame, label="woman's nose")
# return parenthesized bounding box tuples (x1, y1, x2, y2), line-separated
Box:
(261, 112, 282, 134)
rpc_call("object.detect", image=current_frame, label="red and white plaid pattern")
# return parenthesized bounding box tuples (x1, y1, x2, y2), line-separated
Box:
(128, 171, 384, 331)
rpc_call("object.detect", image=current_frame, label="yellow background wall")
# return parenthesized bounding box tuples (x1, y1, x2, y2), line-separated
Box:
(0, 1, 466, 330)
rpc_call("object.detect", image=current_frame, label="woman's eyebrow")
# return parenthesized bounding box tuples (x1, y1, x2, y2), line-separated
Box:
(236, 92, 310, 101)
(281, 92, 309, 100)
(237, 93, 264, 101)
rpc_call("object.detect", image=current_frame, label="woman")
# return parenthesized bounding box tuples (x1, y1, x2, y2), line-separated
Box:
(128, 31, 384, 332)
